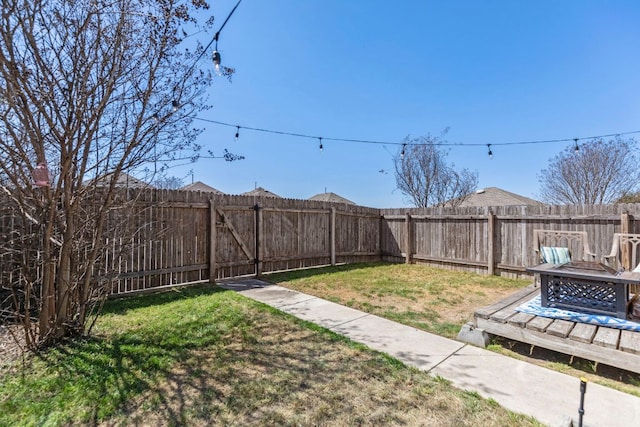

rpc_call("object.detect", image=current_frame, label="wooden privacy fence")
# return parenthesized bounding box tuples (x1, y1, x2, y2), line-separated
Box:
(102, 190, 381, 295)
(3, 187, 640, 298)
(381, 205, 640, 277)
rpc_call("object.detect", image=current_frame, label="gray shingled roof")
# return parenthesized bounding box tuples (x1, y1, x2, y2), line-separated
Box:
(241, 187, 282, 198)
(90, 172, 152, 189)
(453, 187, 543, 207)
(308, 192, 355, 205)
(180, 181, 224, 194)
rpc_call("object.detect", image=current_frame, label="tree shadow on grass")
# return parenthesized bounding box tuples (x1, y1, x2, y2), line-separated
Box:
(24, 310, 422, 425)
(101, 283, 226, 315)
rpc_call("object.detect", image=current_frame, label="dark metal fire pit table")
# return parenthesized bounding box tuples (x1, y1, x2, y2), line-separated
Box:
(527, 261, 640, 319)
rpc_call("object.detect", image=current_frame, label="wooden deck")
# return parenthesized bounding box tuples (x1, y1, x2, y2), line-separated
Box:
(473, 284, 640, 374)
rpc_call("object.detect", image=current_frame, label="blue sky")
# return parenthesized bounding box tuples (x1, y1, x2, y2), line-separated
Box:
(173, 0, 640, 208)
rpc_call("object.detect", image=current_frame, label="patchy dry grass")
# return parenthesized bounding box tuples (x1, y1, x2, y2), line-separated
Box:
(0, 284, 541, 426)
(266, 262, 640, 397)
(266, 262, 530, 338)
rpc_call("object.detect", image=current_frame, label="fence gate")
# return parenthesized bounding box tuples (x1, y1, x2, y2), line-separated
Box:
(211, 204, 260, 279)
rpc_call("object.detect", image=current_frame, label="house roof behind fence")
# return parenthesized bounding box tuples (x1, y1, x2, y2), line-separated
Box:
(90, 172, 153, 189)
(180, 181, 224, 193)
(241, 187, 282, 198)
(309, 192, 355, 205)
(453, 187, 543, 207)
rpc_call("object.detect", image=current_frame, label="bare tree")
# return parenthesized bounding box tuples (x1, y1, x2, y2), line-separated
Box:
(537, 137, 640, 205)
(153, 174, 185, 190)
(394, 135, 478, 208)
(0, 0, 230, 348)
(616, 192, 640, 204)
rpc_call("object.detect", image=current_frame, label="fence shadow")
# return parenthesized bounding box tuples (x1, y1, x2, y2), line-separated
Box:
(262, 261, 390, 283)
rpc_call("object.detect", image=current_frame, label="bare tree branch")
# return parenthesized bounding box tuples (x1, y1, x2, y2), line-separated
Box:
(393, 135, 478, 208)
(0, 0, 221, 348)
(537, 137, 640, 205)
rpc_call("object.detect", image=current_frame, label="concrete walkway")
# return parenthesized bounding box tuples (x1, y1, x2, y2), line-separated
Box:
(217, 278, 640, 427)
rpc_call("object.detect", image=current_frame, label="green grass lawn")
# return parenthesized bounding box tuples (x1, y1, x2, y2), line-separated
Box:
(0, 283, 542, 426)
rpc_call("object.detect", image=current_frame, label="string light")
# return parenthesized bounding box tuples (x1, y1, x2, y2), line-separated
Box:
(182, 0, 242, 81)
(401, 144, 406, 159)
(319, 137, 323, 152)
(170, 0, 242, 113)
(574, 138, 580, 153)
(193, 117, 640, 150)
(235, 126, 240, 141)
(212, 49, 222, 76)
(487, 144, 493, 158)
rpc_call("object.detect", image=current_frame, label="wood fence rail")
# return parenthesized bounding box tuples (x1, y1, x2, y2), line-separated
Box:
(2, 189, 640, 298)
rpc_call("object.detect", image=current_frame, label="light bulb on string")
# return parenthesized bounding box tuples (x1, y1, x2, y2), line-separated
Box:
(212, 50, 222, 76)
(319, 137, 323, 152)
(172, 100, 179, 112)
(235, 126, 240, 141)
(401, 144, 406, 159)
(487, 144, 493, 159)
(574, 138, 579, 153)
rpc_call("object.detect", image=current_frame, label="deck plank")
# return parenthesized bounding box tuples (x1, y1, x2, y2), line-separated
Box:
(568, 323, 597, 344)
(475, 284, 537, 319)
(546, 319, 575, 338)
(619, 330, 640, 354)
(507, 312, 536, 327)
(593, 328, 620, 349)
(526, 316, 554, 332)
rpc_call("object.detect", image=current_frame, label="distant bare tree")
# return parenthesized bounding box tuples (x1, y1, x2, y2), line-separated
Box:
(616, 192, 640, 204)
(394, 135, 478, 208)
(538, 137, 640, 205)
(0, 0, 231, 348)
(153, 175, 185, 190)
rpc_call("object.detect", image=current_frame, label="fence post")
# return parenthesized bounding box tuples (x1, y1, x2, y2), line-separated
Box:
(378, 213, 384, 261)
(331, 207, 336, 266)
(209, 200, 216, 283)
(255, 203, 263, 277)
(487, 209, 495, 276)
(405, 212, 412, 264)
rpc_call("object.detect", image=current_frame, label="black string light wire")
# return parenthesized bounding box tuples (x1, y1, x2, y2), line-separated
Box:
(193, 117, 640, 151)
